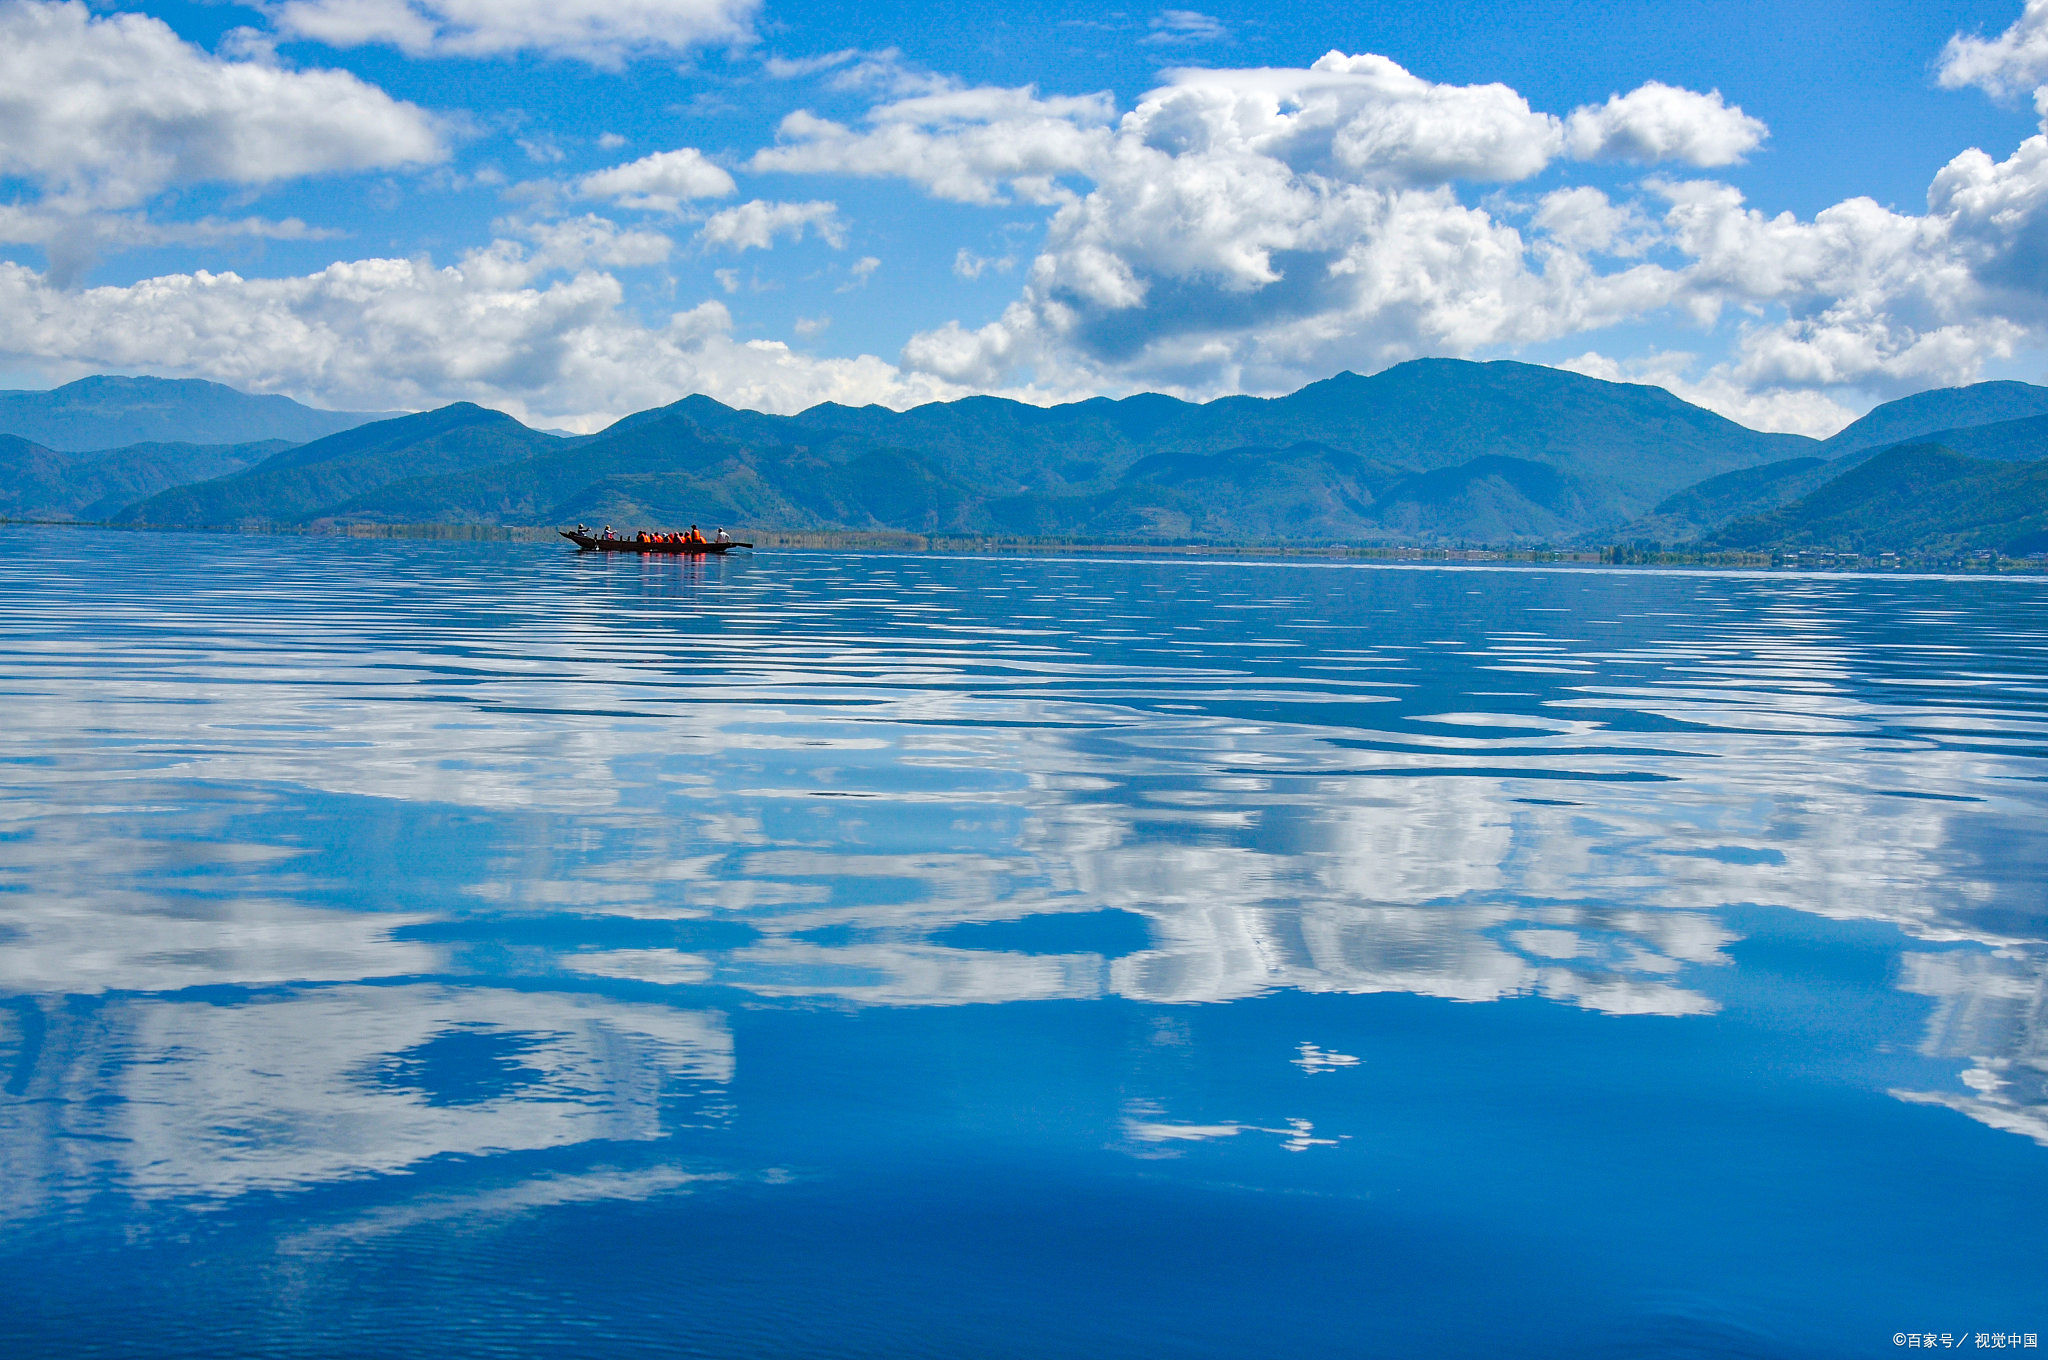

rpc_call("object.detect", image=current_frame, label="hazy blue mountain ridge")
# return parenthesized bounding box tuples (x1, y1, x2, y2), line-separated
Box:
(35, 362, 2048, 549)
(118, 404, 561, 527)
(323, 411, 984, 533)
(772, 360, 1818, 507)
(0, 434, 293, 522)
(1613, 457, 1838, 544)
(1617, 404, 2048, 546)
(1889, 411, 2048, 464)
(1705, 444, 2048, 555)
(0, 375, 400, 451)
(320, 412, 820, 529)
(1818, 381, 2048, 457)
(94, 359, 1828, 541)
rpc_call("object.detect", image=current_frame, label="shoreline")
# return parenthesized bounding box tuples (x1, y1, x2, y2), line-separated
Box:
(5, 517, 2043, 573)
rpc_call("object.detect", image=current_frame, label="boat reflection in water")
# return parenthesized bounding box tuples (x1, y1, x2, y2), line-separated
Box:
(0, 527, 2042, 1351)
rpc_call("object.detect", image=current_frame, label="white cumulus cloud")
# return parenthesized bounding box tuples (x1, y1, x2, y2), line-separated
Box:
(1939, 0, 2048, 102)
(697, 200, 845, 252)
(576, 148, 736, 213)
(1278, 51, 1567, 184)
(269, 0, 759, 67)
(1530, 187, 1654, 256)
(7, 27, 2047, 437)
(0, 0, 443, 210)
(858, 56, 1700, 396)
(0, 248, 968, 429)
(1562, 82, 1767, 166)
(750, 85, 1117, 205)
(511, 214, 674, 269)
(720, 49, 2046, 427)
(1557, 350, 1857, 439)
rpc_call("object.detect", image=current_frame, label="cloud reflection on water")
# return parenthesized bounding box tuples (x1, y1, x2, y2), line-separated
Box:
(0, 984, 731, 1217)
(0, 531, 2045, 1208)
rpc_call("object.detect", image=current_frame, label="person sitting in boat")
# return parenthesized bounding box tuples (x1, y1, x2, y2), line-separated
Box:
(714, 527, 730, 543)
(601, 524, 613, 540)
(686, 524, 703, 544)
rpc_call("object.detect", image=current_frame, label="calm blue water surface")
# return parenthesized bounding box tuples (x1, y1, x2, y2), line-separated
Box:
(1, 526, 2045, 1358)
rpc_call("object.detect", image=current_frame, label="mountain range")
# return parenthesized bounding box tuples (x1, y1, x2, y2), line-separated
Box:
(1706, 443, 2048, 557)
(4, 362, 2047, 555)
(0, 376, 396, 451)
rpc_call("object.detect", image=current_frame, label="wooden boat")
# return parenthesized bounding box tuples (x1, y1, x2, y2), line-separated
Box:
(561, 530, 753, 554)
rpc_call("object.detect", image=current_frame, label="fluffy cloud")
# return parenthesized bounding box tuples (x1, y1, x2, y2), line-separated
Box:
(1649, 178, 2031, 395)
(697, 200, 845, 252)
(1940, 0, 2048, 101)
(576, 148, 736, 213)
(0, 0, 442, 209)
(850, 56, 1704, 394)
(1562, 82, 1766, 166)
(750, 86, 1117, 204)
(739, 47, 2045, 427)
(511, 214, 674, 268)
(1529, 186, 1655, 256)
(0, 243, 966, 428)
(270, 0, 758, 67)
(1557, 350, 1858, 439)
(0, 205, 337, 289)
(1265, 52, 1568, 183)
(12, 19, 2048, 436)
(751, 55, 1589, 206)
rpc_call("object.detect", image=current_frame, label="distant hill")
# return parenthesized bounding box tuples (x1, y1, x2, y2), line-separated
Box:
(1707, 444, 2048, 556)
(118, 404, 563, 527)
(1612, 457, 1836, 544)
(75, 359, 1861, 543)
(566, 359, 1812, 543)
(1615, 408, 2048, 546)
(0, 434, 290, 522)
(319, 409, 984, 533)
(1818, 380, 2048, 458)
(93, 360, 1825, 542)
(0, 376, 403, 452)
(756, 358, 1816, 515)
(1898, 411, 2048, 464)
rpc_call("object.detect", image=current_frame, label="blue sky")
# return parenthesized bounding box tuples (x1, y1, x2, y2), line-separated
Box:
(3, 0, 2047, 433)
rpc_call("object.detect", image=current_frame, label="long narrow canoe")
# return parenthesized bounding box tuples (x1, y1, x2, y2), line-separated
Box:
(561, 531, 753, 554)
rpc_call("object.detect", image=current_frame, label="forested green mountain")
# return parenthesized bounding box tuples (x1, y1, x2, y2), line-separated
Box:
(0, 434, 290, 522)
(118, 405, 564, 527)
(654, 358, 1814, 510)
(1706, 444, 2048, 556)
(0, 376, 398, 451)
(1611, 456, 1837, 545)
(103, 360, 1818, 543)
(320, 410, 926, 531)
(42, 360, 2048, 551)
(1896, 411, 2048, 464)
(1616, 399, 2048, 547)
(1817, 380, 2048, 458)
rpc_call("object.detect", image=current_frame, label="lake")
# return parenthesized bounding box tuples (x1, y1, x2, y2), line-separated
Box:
(1, 525, 2043, 1358)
